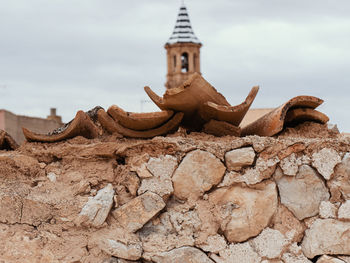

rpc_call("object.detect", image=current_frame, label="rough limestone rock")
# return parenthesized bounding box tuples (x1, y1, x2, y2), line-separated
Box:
(211, 242, 261, 263)
(77, 184, 114, 227)
(237, 156, 279, 185)
(0, 194, 22, 224)
(312, 148, 341, 180)
(272, 204, 305, 242)
(316, 255, 346, 263)
(279, 153, 299, 176)
(301, 218, 350, 258)
(339, 256, 350, 263)
(319, 201, 337, 219)
(282, 243, 311, 263)
(329, 153, 350, 202)
(209, 180, 277, 242)
(112, 191, 165, 232)
(224, 147, 255, 171)
(338, 200, 350, 220)
(150, 246, 214, 263)
(140, 204, 202, 253)
(99, 238, 142, 260)
(172, 150, 225, 200)
(250, 228, 289, 259)
(197, 234, 227, 254)
(279, 153, 310, 176)
(138, 155, 177, 199)
(275, 164, 330, 220)
(21, 198, 53, 226)
(316, 255, 344, 263)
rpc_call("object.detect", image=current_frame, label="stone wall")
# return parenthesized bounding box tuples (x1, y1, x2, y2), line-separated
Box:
(0, 126, 350, 262)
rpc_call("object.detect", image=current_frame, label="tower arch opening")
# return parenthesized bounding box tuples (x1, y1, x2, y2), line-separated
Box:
(181, 52, 189, 73)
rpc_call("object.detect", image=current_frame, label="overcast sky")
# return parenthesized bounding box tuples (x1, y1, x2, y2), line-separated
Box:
(1, 0, 349, 131)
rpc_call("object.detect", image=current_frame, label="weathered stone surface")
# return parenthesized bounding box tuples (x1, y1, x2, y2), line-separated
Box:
(197, 234, 227, 254)
(224, 147, 255, 171)
(99, 239, 142, 260)
(47, 172, 57, 182)
(217, 171, 241, 187)
(250, 228, 289, 259)
(77, 184, 114, 227)
(279, 153, 310, 176)
(319, 201, 337, 219)
(312, 148, 341, 180)
(235, 156, 279, 185)
(339, 256, 350, 263)
(150, 246, 213, 263)
(301, 218, 350, 258)
(209, 180, 277, 242)
(140, 204, 202, 253)
(316, 255, 346, 263)
(272, 204, 305, 242)
(275, 164, 330, 220)
(282, 243, 311, 263)
(0, 194, 22, 224)
(112, 192, 165, 232)
(21, 198, 53, 226)
(280, 153, 299, 176)
(146, 155, 178, 178)
(0, 152, 44, 177)
(172, 150, 225, 200)
(338, 200, 350, 220)
(138, 155, 177, 199)
(211, 242, 261, 263)
(328, 153, 350, 202)
(91, 228, 142, 261)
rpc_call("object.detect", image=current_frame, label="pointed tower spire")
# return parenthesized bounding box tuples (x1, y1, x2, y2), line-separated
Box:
(164, 3, 202, 90)
(166, 3, 201, 45)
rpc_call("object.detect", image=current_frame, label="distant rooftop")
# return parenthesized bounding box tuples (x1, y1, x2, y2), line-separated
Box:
(166, 3, 201, 45)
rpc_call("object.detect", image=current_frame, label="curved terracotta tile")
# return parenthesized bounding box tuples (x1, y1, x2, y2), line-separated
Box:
(144, 86, 166, 110)
(97, 109, 121, 134)
(23, 111, 99, 142)
(108, 112, 184, 138)
(202, 120, 241, 137)
(199, 86, 259, 126)
(107, 105, 174, 131)
(285, 108, 329, 125)
(0, 130, 18, 150)
(241, 95, 325, 136)
(145, 73, 231, 131)
(162, 72, 230, 112)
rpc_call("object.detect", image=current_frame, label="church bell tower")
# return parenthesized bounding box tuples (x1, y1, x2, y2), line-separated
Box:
(165, 3, 202, 90)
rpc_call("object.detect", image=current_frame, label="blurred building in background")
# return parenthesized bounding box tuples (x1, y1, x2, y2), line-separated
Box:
(0, 108, 62, 144)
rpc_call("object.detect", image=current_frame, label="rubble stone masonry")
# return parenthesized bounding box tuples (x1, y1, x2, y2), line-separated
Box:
(0, 123, 350, 262)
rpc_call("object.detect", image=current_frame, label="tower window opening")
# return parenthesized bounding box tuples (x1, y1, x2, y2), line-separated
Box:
(181, 52, 189, 73)
(173, 55, 176, 72)
(193, 54, 197, 71)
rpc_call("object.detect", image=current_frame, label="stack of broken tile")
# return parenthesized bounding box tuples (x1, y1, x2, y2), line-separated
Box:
(22, 73, 329, 143)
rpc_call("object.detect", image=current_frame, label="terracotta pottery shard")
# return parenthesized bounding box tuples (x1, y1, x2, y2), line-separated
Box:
(203, 119, 241, 137)
(284, 108, 329, 125)
(97, 109, 121, 134)
(145, 72, 255, 131)
(108, 112, 184, 138)
(144, 86, 166, 110)
(242, 95, 325, 137)
(199, 86, 259, 126)
(0, 130, 19, 150)
(107, 105, 174, 131)
(23, 110, 99, 142)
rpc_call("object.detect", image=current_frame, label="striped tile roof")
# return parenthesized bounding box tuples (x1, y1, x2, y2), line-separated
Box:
(166, 4, 201, 45)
